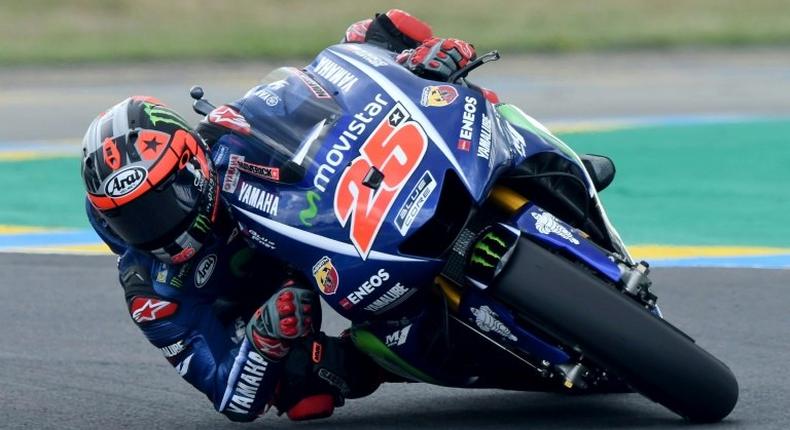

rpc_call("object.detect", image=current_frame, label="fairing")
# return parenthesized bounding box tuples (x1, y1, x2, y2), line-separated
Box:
(229, 67, 343, 172)
(212, 42, 631, 323)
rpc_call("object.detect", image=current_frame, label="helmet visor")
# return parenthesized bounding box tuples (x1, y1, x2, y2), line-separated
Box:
(100, 163, 207, 249)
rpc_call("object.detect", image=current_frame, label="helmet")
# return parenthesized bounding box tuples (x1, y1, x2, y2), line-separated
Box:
(81, 96, 218, 264)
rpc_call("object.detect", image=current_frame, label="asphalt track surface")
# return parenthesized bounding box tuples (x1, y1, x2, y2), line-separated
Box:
(1, 253, 788, 429)
(2, 49, 790, 429)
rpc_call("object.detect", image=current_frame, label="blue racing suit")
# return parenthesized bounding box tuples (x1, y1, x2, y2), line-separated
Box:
(88, 205, 288, 421)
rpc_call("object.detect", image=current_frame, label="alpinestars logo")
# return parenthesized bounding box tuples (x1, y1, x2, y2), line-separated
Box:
(470, 305, 518, 341)
(209, 106, 251, 135)
(469, 231, 507, 269)
(130, 297, 178, 323)
(531, 211, 580, 245)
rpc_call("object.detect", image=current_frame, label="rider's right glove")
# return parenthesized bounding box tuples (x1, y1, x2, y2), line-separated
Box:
(247, 281, 318, 361)
(397, 37, 477, 81)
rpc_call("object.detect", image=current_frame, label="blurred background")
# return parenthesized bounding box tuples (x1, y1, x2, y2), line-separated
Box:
(1, 0, 788, 264)
(1, 1, 789, 429)
(4, 0, 790, 62)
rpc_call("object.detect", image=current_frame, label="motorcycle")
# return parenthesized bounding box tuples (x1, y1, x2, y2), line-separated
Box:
(190, 42, 738, 422)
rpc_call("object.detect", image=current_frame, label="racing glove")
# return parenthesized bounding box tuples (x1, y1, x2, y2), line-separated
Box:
(276, 332, 384, 421)
(397, 37, 477, 82)
(342, 18, 373, 44)
(344, 9, 433, 52)
(247, 281, 318, 361)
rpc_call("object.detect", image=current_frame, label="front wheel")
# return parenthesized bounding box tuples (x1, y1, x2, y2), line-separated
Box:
(492, 237, 738, 422)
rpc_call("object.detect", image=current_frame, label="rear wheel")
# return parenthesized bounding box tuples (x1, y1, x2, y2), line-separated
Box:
(493, 237, 738, 422)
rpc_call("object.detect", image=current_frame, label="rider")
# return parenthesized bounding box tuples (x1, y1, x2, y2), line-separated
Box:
(81, 10, 480, 422)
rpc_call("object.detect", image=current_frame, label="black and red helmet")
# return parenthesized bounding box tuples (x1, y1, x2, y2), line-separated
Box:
(81, 96, 218, 264)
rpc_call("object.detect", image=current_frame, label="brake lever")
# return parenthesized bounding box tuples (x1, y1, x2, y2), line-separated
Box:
(449, 50, 501, 84)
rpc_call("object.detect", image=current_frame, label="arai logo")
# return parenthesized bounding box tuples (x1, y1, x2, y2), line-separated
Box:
(105, 166, 147, 198)
(194, 254, 217, 288)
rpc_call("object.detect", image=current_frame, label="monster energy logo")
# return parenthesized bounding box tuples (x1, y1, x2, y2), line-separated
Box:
(470, 232, 507, 269)
(193, 214, 211, 234)
(143, 102, 190, 129)
(169, 262, 192, 288)
(299, 191, 321, 227)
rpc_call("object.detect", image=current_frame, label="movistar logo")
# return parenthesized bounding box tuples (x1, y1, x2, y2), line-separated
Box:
(470, 232, 507, 269)
(299, 191, 321, 227)
(143, 102, 190, 129)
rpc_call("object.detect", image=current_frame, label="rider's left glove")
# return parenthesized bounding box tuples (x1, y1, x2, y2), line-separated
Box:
(397, 37, 477, 81)
(247, 281, 317, 361)
(276, 332, 384, 421)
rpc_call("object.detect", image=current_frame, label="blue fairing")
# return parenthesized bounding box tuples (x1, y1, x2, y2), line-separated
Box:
(212, 42, 623, 322)
(514, 205, 623, 282)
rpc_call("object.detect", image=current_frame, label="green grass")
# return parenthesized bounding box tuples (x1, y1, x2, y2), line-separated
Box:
(561, 120, 790, 247)
(3, 120, 789, 249)
(2, 0, 790, 64)
(0, 158, 87, 228)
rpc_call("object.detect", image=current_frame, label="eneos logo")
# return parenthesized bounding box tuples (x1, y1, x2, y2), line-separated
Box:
(105, 166, 147, 198)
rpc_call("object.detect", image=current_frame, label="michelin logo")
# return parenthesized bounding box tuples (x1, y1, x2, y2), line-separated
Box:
(470, 305, 517, 342)
(532, 211, 580, 245)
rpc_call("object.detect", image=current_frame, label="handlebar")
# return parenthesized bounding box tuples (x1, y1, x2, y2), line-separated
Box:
(449, 50, 501, 84)
(190, 86, 216, 116)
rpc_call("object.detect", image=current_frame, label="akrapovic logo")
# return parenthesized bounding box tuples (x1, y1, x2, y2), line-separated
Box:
(105, 166, 147, 197)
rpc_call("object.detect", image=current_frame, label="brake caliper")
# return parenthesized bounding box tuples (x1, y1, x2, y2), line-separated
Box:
(620, 261, 658, 308)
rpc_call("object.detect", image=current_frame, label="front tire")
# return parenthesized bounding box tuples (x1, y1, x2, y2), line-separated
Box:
(492, 238, 738, 422)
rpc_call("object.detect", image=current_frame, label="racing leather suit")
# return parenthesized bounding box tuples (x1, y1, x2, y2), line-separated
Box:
(89, 205, 289, 421)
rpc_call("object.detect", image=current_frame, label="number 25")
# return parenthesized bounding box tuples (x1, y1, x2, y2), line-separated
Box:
(334, 119, 427, 259)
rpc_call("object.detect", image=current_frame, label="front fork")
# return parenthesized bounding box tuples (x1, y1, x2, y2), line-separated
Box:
(352, 186, 653, 389)
(436, 184, 526, 299)
(438, 185, 656, 390)
(436, 186, 584, 386)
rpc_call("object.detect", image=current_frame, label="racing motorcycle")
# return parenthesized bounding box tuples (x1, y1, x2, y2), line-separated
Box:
(190, 42, 738, 422)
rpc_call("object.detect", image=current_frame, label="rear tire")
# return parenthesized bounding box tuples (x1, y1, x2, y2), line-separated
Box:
(493, 238, 738, 422)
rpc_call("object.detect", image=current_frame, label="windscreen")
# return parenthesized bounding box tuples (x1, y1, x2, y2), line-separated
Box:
(231, 67, 343, 175)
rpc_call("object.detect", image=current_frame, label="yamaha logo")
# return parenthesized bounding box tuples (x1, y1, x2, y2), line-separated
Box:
(194, 254, 217, 288)
(105, 166, 147, 198)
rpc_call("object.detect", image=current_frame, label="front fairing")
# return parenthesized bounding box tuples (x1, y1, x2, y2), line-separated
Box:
(212, 44, 510, 321)
(492, 104, 633, 262)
